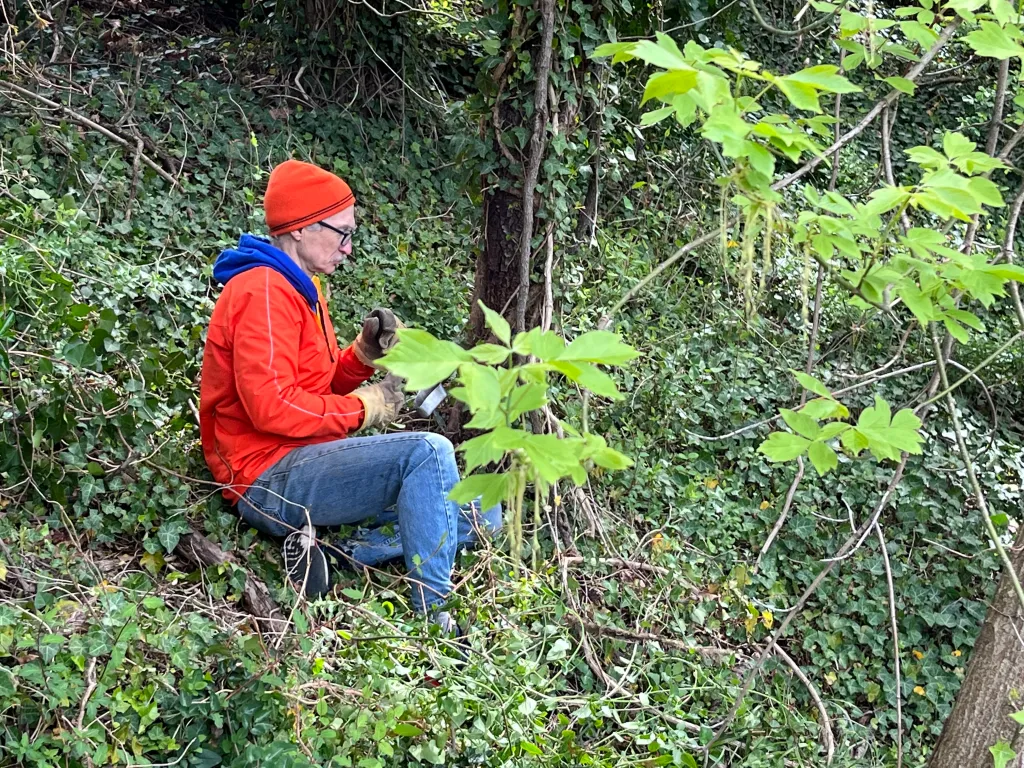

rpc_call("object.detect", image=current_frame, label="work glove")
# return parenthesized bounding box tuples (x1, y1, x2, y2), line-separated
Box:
(352, 373, 405, 431)
(353, 308, 404, 367)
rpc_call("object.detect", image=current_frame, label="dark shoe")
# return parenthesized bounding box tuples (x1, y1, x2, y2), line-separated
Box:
(282, 524, 330, 598)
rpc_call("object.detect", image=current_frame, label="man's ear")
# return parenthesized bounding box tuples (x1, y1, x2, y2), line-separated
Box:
(287, 228, 304, 242)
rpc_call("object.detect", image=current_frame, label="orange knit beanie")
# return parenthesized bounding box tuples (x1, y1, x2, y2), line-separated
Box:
(264, 159, 355, 236)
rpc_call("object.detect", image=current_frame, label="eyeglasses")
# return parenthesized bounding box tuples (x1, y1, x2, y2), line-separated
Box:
(316, 221, 357, 247)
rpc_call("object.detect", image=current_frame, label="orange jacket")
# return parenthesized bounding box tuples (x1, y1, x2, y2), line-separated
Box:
(199, 266, 374, 501)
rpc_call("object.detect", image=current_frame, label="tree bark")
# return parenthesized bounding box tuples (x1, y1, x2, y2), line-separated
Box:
(515, 0, 555, 335)
(928, 529, 1024, 767)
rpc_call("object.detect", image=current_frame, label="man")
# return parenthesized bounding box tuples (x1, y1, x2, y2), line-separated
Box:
(199, 159, 498, 627)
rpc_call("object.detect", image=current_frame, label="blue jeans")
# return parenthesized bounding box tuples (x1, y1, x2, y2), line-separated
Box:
(336, 500, 502, 568)
(238, 432, 482, 613)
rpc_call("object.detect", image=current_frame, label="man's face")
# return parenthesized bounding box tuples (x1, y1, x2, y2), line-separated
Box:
(295, 207, 356, 276)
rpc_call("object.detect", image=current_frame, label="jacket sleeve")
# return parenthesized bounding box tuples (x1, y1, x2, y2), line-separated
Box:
(332, 344, 375, 395)
(231, 272, 366, 439)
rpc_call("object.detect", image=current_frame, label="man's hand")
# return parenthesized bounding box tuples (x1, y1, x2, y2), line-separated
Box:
(353, 308, 404, 366)
(352, 374, 404, 431)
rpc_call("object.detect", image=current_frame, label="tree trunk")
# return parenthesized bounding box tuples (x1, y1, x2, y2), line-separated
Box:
(928, 529, 1024, 767)
(469, 186, 524, 341)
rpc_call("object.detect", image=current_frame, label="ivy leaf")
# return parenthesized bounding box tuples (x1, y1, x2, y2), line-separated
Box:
(780, 408, 821, 439)
(477, 301, 511, 345)
(380, 329, 472, 389)
(807, 441, 839, 475)
(964, 22, 1024, 59)
(990, 741, 1017, 768)
(1009, 710, 1024, 726)
(449, 473, 511, 510)
(758, 432, 811, 462)
(559, 330, 639, 366)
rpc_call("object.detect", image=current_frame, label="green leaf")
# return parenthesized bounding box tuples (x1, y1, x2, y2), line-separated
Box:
(640, 105, 676, 126)
(380, 329, 472, 389)
(1009, 710, 1024, 726)
(521, 433, 585, 484)
(549, 360, 622, 399)
(778, 65, 861, 112)
(792, 371, 832, 398)
(454, 364, 505, 430)
(630, 37, 689, 70)
(900, 20, 939, 48)
(818, 422, 850, 440)
(512, 327, 565, 359)
(866, 185, 911, 215)
(449, 473, 510, 510)
(507, 383, 548, 421)
(990, 741, 1017, 768)
(559, 330, 639, 366)
(477, 301, 511, 345)
(469, 343, 511, 365)
(943, 131, 976, 159)
(807, 441, 839, 475)
(967, 176, 1005, 207)
(592, 41, 637, 63)
(642, 69, 699, 104)
(520, 741, 543, 756)
(907, 145, 948, 170)
(780, 408, 821, 439)
(801, 397, 849, 420)
(897, 285, 936, 324)
(393, 723, 424, 738)
(26, 188, 50, 200)
(758, 432, 811, 462)
(583, 434, 634, 470)
(883, 76, 916, 94)
(964, 22, 1024, 59)
(842, 428, 870, 456)
(460, 427, 526, 472)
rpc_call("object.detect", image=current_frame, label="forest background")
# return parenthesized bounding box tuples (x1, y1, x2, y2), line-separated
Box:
(2, 0, 1024, 766)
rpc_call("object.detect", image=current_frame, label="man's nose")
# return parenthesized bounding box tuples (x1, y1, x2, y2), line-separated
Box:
(340, 240, 353, 256)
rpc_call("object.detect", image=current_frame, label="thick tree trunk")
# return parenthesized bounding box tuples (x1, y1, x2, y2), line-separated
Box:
(928, 529, 1024, 767)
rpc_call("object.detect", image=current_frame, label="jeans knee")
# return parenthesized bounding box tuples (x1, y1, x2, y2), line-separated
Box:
(414, 432, 456, 466)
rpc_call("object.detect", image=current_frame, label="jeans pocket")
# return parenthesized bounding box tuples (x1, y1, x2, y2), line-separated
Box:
(239, 483, 289, 538)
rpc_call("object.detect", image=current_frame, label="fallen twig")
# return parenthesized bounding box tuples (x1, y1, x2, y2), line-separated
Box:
(0, 81, 181, 189)
(875, 521, 903, 768)
(773, 646, 835, 765)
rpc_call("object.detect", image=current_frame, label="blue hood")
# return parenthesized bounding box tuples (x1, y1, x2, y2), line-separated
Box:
(213, 234, 318, 310)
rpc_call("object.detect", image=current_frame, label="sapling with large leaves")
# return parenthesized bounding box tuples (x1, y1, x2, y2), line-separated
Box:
(379, 301, 639, 571)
